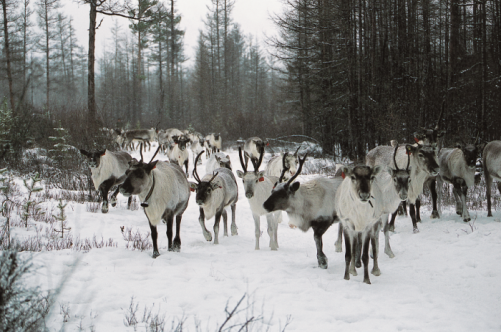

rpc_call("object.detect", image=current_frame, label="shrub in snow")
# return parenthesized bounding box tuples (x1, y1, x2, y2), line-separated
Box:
(21, 173, 44, 229)
(0, 249, 53, 331)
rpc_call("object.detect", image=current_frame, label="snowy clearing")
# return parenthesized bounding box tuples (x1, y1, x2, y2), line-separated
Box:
(14, 145, 501, 331)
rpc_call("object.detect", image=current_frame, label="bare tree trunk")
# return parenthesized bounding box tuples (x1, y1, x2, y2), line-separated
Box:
(88, 1, 97, 123)
(1, 0, 14, 110)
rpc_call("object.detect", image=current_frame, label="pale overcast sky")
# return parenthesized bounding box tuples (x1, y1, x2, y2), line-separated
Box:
(64, 0, 284, 67)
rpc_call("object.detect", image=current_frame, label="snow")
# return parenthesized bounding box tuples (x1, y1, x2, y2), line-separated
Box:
(11, 144, 501, 331)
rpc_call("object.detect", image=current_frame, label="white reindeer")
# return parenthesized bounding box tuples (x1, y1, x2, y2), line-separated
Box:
(119, 147, 190, 258)
(237, 147, 281, 250)
(189, 152, 239, 245)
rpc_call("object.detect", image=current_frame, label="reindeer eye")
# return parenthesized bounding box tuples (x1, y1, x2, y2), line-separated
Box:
(350, 176, 356, 181)
(207, 188, 212, 193)
(408, 179, 412, 183)
(418, 153, 424, 158)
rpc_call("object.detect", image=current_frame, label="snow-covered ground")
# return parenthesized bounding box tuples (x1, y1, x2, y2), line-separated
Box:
(14, 145, 501, 331)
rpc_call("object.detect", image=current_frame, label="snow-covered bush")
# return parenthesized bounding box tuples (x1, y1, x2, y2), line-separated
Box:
(0, 249, 53, 331)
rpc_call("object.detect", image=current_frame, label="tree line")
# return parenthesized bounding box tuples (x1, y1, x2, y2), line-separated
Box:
(1, 0, 499, 159)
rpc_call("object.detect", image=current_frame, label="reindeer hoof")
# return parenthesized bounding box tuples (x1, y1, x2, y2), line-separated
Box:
(101, 204, 109, 214)
(317, 255, 328, 269)
(413, 228, 420, 234)
(456, 211, 462, 216)
(463, 217, 471, 222)
(389, 225, 395, 232)
(431, 211, 440, 219)
(349, 267, 357, 276)
(385, 249, 395, 258)
(344, 273, 350, 280)
(152, 251, 160, 258)
(371, 268, 381, 276)
(204, 233, 212, 242)
(363, 278, 372, 284)
(231, 226, 238, 236)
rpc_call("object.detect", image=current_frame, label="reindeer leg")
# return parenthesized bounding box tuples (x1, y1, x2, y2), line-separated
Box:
(184, 160, 189, 178)
(230, 204, 238, 236)
(253, 214, 261, 250)
(371, 223, 381, 276)
(415, 197, 422, 222)
(459, 179, 471, 222)
(149, 222, 160, 258)
(222, 209, 228, 237)
(311, 220, 333, 269)
(409, 203, 419, 233)
(355, 232, 362, 268)
(110, 186, 120, 207)
(198, 208, 212, 241)
(430, 178, 440, 219)
(452, 180, 463, 216)
(127, 196, 132, 210)
(384, 212, 395, 258)
(334, 223, 343, 252)
(389, 209, 398, 232)
(266, 213, 278, 251)
(213, 211, 222, 244)
(486, 170, 493, 217)
(343, 229, 352, 280)
(98, 178, 115, 214)
(173, 215, 182, 252)
(165, 211, 174, 251)
(362, 232, 371, 284)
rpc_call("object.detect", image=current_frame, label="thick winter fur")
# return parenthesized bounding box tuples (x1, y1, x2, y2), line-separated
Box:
(483, 141, 501, 217)
(366, 144, 439, 233)
(335, 165, 383, 284)
(120, 161, 190, 258)
(264, 154, 298, 182)
(190, 167, 239, 245)
(206, 152, 232, 174)
(80, 149, 132, 213)
(263, 176, 342, 268)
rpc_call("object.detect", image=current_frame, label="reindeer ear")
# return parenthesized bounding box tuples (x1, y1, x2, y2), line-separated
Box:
(405, 144, 416, 155)
(79, 149, 90, 157)
(373, 165, 383, 176)
(341, 166, 351, 178)
(189, 182, 198, 192)
(98, 150, 106, 156)
(236, 170, 244, 178)
(290, 181, 300, 192)
(144, 160, 158, 173)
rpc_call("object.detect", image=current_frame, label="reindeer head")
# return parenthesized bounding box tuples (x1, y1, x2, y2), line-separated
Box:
(456, 136, 484, 169)
(342, 165, 383, 202)
(237, 147, 265, 199)
(389, 143, 411, 201)
(215, 154, 232, 170)
(80, 149, 106, 168)
(189, 152, 222, 206)
(173, 135, 190, 151)
(406, 143, 440, 176)
(263, 154, 307, 212)
(120, 145, 160, 197)
(214, 133, 221, 141)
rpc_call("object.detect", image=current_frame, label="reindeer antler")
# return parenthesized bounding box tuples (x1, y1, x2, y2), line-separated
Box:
(294, 145, 301, 156)
(208, 172, 218, 183)
(193, 151, 204, 183)
(149, 146, 161, 163)
(139, 143, 144, 163)
(238, 147, 247, 173)
(251, 146, 265, 171)
(393, 144, 400, 171)
(287, 154, 307, 186)
(278, 152, 289, 183)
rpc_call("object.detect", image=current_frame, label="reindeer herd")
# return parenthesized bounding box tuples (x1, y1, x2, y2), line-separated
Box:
(80, 122, 501, 284)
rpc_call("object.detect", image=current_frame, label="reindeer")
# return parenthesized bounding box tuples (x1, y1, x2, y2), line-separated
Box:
(483, 140, 501, 217)
(436, 138, 484, 222)
(79, 149, 132, 213)
(366, 143, 439, 233)
(208, 133, 222, 153)
(204, 134, 213, 159)
(237, 147, 281, 250)
(206, 152, 232, 175)
(336, 144, 411, 259)
(158, 128, 184, 152)
(122, 128, 158, 151)
(264, 146, 301, 182)
(167, 134, 191, 177)
(189, 152, 239, 244)
(243, 137, 268, 170)
(119, 147, 190, 258)
(335, 165, 384, 284)
(263, 154, 343, 268)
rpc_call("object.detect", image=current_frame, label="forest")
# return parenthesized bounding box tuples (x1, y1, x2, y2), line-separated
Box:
(0, 0, 500, 159)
